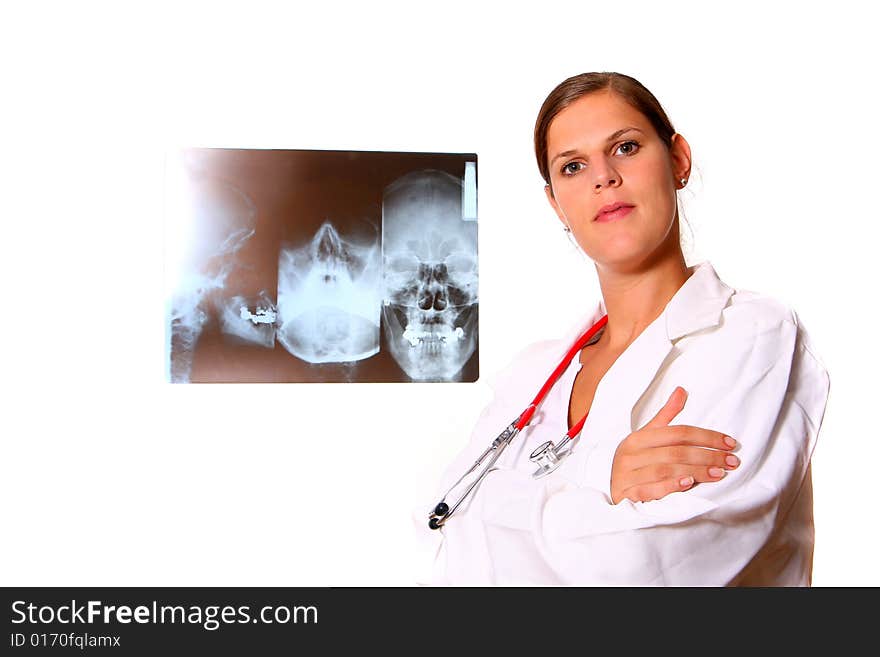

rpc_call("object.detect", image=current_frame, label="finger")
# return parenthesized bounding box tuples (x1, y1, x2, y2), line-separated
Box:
(636, 425, 737, 451)
(641, 386, 688, 430)
(624, 445, 741, 471)
(615, 462, 736, 504)
(691, 465, 733, 483)
(622, 462, 734, 489)
(615, 475, 696, 504)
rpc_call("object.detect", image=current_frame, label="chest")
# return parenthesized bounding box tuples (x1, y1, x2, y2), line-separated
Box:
(567, 345, 623, 431)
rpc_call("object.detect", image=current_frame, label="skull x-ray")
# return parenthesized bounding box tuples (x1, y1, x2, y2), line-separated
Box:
(165, 162, 259, 383)
(382, 170, 478, 381)
(277, 220, 381, 363)
(164, 149, 478, 383)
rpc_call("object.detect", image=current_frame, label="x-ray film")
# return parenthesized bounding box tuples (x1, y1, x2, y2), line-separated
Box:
(164, 149, 479, 383)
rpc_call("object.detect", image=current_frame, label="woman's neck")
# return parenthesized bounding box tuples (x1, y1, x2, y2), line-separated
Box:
(595, 252, 691, 352)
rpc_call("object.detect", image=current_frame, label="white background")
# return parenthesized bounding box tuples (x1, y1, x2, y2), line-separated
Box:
(1, 0, 876, 586)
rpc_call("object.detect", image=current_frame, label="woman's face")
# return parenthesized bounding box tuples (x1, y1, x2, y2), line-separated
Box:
(544, 90, 691, 271)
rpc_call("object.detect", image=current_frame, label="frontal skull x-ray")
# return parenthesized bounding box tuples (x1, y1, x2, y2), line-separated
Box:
(382, 170, 478, 381)
(276, 220, 381, 363)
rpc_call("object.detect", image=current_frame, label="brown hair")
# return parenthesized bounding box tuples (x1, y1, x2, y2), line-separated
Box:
(534, 72, 676, 186)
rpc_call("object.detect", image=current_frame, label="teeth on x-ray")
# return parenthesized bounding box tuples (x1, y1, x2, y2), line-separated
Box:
(276, 220, 381, 363)
(382, 170, 479, 381)
(403, 325, 465, 347)
(240, 306, 277, 324)
(167, 172, 258, 383)
(219, 292, 277, 349)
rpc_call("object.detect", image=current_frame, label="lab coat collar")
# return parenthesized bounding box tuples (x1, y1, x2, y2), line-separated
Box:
(565, 260, 734, 441)
(576, 260, 734, 344)
(663, 261, 734, 341)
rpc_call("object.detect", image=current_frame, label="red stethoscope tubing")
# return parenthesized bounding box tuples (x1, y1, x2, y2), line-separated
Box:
(513, 314, 609, 435)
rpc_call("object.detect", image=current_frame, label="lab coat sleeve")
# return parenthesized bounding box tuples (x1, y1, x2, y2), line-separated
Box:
(474, 311, 830, 586)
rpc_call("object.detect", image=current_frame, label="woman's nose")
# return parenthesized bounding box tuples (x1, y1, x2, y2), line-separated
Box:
(591, 158, 620, 190)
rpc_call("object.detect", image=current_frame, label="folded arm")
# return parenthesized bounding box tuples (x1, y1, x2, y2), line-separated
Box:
(475, 317, 829, 585)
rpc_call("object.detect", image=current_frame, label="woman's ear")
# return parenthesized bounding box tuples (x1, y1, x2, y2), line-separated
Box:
(670, 133, 692, 186)
(544, 184, 569, 228)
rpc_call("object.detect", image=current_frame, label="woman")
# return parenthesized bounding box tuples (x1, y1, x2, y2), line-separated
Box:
(417, 72, 830, 586)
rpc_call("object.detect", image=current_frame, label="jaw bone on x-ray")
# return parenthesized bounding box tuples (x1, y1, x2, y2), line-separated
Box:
(276, 220, 382, 363)
(218, 290, 278, 349)
(382, 169, 478, 382)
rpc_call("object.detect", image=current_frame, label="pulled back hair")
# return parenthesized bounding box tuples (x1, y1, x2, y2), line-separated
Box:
(534, 72, 677, 186)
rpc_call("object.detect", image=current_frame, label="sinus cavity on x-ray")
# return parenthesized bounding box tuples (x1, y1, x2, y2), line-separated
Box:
(164, 148, 479, 383)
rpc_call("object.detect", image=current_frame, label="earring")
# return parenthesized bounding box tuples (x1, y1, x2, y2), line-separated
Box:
(680, 177, 687, 186)
(563, 225, 586, 256)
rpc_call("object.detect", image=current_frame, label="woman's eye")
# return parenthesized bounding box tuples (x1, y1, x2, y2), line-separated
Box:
(615, 140, 640, 156)
(561, 161, 584, 176)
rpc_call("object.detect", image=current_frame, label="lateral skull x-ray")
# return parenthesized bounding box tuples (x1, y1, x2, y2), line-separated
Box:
(164, 149, 478, 383)
(166, 171, 258, 383)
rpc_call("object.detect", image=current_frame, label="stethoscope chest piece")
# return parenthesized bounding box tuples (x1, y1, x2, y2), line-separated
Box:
(429, 315, 608, 527)
(529, 439, 568, 478)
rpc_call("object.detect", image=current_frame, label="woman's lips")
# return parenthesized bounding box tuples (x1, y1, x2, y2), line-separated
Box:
(595, 205, 634, 222)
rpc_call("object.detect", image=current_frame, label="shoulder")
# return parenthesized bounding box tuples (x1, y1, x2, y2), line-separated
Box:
(721, 285, 827, 371)
(687, 280, 829, 397)
(649, 281, 830, 448)
(721, 286, 798, 336)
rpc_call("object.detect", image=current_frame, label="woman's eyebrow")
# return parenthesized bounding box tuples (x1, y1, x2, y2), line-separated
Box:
(549, 127, 645, 167)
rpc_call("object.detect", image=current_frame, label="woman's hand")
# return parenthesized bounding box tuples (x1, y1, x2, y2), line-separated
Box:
(610, 387, 740, 504)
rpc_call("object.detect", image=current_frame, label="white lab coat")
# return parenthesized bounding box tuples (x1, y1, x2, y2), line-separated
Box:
(415, 261, 830, 586)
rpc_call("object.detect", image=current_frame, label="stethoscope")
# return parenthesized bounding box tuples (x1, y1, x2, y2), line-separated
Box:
(429, 314, 609, 530)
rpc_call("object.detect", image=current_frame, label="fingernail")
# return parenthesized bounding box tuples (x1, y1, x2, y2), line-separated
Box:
(709, 467, 725, 478)
(725, 454, 740, 468)
(679, 476, 694, 488)
(723, 435, 737, 448)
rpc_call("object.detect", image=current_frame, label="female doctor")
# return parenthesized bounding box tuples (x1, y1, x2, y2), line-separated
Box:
(418, 72, 830, 586)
